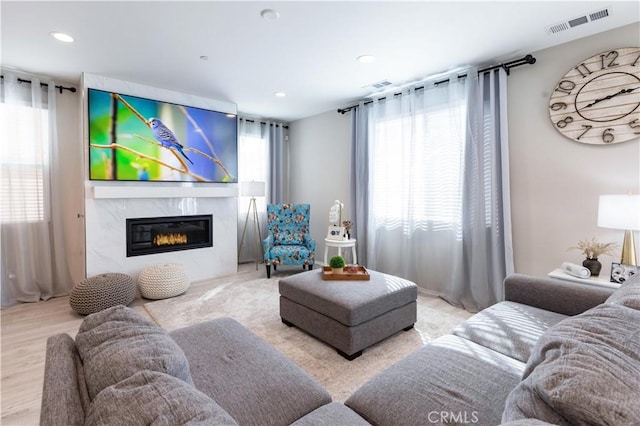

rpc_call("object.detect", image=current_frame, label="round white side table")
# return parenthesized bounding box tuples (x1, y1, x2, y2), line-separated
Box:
(324, 238, 357, 265)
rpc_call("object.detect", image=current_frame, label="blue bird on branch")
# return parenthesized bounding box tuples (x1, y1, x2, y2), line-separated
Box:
(148, 117, 194, 165)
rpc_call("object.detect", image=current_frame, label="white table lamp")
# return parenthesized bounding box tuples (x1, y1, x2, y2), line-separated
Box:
(597, 194, 640, 266)
(240, 181, 266, 198)
(238, 181, 266, 269)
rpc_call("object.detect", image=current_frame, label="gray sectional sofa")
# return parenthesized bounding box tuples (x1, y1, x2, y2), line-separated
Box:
(346, 273, 640, 425)
(40, 273, 640, 425)
(40, 306, 367, 426)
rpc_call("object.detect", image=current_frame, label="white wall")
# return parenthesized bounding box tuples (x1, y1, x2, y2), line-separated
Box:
(289, 22, 640, 276)
(288, 110, 351, 263)
(509, 22, 639, 278)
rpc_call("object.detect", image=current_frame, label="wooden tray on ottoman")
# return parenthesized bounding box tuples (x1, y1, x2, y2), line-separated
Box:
(322, 266, 370, 281)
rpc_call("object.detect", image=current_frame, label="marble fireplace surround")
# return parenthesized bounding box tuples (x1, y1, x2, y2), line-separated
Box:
(85, 188, 238, 282)
(83, 73, 239, 282)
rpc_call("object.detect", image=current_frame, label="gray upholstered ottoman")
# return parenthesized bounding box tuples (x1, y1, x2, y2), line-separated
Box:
(279, 269, 417, 360)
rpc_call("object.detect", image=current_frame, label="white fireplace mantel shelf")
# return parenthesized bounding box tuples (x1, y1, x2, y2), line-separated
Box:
(90, 184, 238, 199)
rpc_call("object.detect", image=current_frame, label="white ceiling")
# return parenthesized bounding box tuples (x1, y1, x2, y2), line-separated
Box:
(2, 1, 639, 122)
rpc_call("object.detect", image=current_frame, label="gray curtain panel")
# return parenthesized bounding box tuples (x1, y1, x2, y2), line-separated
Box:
(268, 123, 288, 204)
(444, 68, 515, 311)
(349, 103, 370, 267)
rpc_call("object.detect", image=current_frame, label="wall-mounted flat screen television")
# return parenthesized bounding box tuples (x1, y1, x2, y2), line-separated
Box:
(88, 88, 237, 182)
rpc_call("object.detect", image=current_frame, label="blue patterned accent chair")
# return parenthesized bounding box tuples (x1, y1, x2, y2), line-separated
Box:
(263, 204, 315, 278)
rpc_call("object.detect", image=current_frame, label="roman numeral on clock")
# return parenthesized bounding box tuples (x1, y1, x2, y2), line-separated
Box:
(575, 63, 593, 78)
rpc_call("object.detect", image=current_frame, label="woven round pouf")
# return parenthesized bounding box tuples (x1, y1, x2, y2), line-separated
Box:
(69, 273, 136, 315)
(138, 263, 190, 300)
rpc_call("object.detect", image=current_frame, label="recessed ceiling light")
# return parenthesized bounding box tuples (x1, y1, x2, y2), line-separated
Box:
(357, 55, 376, 64)
(274, 92, 286, 98)
(260, 9, 280, 20)
(50, 32, 74, 43)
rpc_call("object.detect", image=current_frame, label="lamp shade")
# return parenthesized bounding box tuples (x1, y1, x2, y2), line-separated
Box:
(240, 181, 265, 197)
(597, 194, 640, 231)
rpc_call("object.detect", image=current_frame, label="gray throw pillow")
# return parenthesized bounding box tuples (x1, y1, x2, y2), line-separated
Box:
(85, 370, 238, 425)
(76, 305, 193, 400)
(502, 303, 640, 425)
(606, 273, 640, 310)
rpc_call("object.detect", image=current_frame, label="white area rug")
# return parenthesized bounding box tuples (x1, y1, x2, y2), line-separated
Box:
(144, 271, 472, 402)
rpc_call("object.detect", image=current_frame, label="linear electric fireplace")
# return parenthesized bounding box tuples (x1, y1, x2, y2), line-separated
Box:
(126, 214, 213, 257)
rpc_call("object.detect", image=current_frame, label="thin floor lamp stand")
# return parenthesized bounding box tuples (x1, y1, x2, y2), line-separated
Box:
(238, 197, 263, 270)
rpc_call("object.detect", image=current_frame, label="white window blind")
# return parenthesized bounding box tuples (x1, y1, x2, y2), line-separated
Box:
(0, 103, 48, 223)
(371, 100, 466, 233)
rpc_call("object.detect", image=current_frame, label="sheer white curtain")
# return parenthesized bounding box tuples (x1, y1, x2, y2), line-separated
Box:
(1, 72, 72, 308)
(353, 69, 513, 312)
(364, 76, 467, 296)
(237, 118, 269, 263)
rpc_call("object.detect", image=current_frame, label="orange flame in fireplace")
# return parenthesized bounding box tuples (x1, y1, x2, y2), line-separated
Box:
(153, 233, 188, 246)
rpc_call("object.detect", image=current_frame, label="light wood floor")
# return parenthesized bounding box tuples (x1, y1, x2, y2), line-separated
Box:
(0, 264, 470, 425)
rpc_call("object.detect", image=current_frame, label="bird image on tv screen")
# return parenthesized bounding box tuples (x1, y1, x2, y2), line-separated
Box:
(87, 88, 238, 183)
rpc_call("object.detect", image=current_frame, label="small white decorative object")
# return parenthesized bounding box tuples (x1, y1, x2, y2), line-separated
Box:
(138, 263, 190, 300)
(329, 200, 344, 225)
(327, 226, 346, 241)
(560, 262, 591, 279)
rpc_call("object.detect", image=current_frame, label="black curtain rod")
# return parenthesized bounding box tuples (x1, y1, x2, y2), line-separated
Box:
(0, 75, 77, 94)
(337, 54, 535, 114)
(239, 117, 288, 129)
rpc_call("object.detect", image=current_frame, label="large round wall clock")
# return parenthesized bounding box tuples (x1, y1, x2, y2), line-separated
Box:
(548, 47, 640, 145)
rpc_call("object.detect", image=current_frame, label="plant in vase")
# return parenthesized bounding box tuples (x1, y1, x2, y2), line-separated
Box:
(329, 255, 346, 274)
(568, 237, 618, 277)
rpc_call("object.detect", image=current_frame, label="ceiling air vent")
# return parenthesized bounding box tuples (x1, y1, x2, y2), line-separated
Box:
(545, 6, 612, 35)
(547, 22, 570, 34)
(589, 8, 609, 21)
(363, 80, 392, 92)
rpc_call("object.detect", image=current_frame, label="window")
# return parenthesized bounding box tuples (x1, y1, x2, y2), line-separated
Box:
(371, 99, 466, 233)
(0, 103, 49, 223)
(237, 132, 268, 212)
